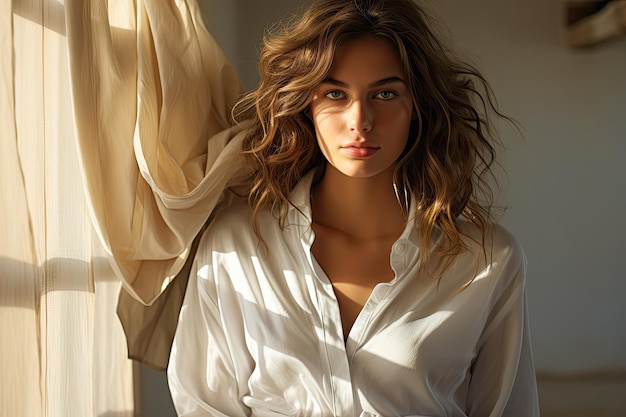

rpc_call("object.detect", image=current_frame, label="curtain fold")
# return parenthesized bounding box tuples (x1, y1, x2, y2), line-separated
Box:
(64, 0, 250, 370)
(1, 3, 43, 414)
(2, 0, 134, 415)
(2, 1, 243, 412)
(66, 0, 247, 307)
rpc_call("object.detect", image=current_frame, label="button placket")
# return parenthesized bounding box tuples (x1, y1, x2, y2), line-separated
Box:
(391, 239, 411, 277)
(394, 242, 407, 252)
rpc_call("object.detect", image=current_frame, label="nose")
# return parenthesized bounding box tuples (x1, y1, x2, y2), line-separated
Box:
(348, 100, 373, 133)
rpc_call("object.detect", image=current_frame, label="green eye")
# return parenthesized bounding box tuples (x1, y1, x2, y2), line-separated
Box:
(325, 90, 345, 100)
(375, 90, 397, 100)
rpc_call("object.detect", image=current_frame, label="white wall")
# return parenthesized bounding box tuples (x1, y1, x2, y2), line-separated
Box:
(430, 0, 626, 374)
(141, 0, 626, 415)
(202, 0, 314, 91)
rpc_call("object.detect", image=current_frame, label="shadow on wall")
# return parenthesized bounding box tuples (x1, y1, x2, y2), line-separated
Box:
(139, 364, 177, 417)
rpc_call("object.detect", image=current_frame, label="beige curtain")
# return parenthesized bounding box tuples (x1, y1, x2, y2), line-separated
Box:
(65, 0, 246, 305)
(1, 1, 134, 416)
(64, 0, 249, 371)
(3, 0, 249, 413)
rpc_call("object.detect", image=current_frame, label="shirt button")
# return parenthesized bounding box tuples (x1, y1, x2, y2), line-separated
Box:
(394, 243, 407, 252)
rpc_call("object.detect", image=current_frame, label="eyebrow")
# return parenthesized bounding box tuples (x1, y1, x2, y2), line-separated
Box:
(321, 76, 407, 88)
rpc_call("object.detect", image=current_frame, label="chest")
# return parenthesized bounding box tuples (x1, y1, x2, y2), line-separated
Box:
(310, 225, 398, 338)
(224, 248, 491, 417)
(214, 214, 503, 416)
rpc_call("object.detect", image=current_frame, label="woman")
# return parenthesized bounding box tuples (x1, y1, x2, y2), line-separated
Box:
(168, 0, 539, 416)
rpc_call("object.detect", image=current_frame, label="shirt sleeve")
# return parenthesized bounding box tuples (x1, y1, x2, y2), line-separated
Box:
(167, 243, 250, 417)
(466, 242, 540, 417)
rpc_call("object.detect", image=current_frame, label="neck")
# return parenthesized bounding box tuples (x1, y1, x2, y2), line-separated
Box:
(311, 165, 407, 239)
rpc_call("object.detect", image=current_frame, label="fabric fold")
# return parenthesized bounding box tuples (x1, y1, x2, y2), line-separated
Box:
(66, 0, 246, 305)
(65, 0, 249, 367)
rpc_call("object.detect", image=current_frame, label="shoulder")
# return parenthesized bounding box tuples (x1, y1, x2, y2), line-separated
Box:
(455, 220, 527, 288)
(198, 188, 291, 255)
(198, 190, 258, 254)
(457, 220, 525, 262)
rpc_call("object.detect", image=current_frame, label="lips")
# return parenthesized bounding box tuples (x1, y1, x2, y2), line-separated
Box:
(340, 145, 379, 158)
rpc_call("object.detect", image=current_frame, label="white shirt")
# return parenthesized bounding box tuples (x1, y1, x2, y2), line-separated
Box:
(168, 171, 539, 417)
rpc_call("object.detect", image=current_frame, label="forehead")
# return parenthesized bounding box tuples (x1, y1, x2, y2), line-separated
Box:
(327, 35, 406, 80)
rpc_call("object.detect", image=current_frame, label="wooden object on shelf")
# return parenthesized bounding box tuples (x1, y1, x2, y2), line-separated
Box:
(566, 0, 626, 47)
(537, 372, 626, 417)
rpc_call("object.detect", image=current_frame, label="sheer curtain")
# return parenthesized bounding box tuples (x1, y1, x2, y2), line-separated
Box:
(3, 0, 248, 415)
(1, 1, 132, 416)
(0, 0, 134, 417)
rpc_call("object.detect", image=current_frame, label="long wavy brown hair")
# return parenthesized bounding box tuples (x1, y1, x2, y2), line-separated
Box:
(233, 0, 516, 269)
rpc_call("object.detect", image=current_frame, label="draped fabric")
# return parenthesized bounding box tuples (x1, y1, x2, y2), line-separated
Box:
(2, 0, 245, 414)
(65, 0, 249, 370)
(1, 1, 133, 416)
(66, 0, 246, 306)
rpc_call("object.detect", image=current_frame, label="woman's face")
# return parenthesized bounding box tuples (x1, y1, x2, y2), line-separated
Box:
(310, 35, 414, 180)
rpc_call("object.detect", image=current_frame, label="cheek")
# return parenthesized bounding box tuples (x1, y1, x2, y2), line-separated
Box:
(382, 107, 412, 134)
(383, 107, 413, 155)
(313, 111, 343, 142)
(312, 117, 333, 158)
